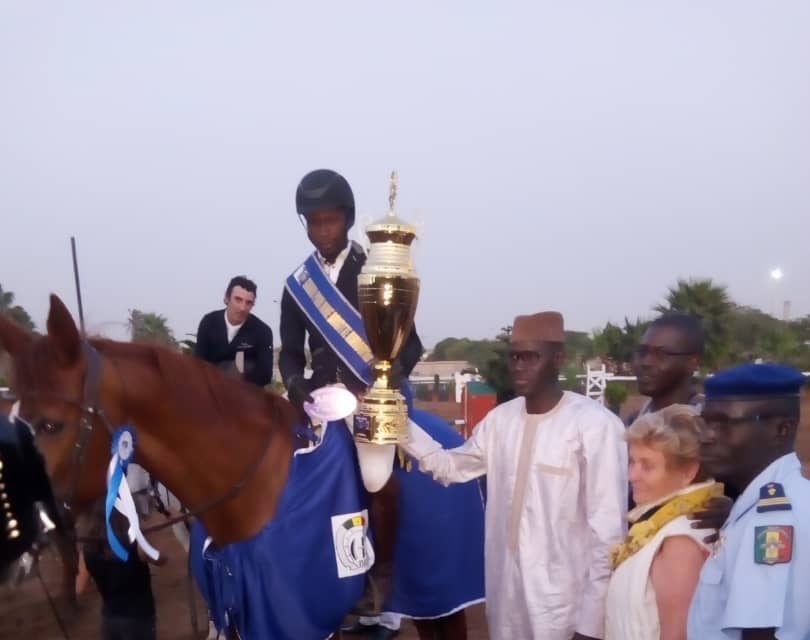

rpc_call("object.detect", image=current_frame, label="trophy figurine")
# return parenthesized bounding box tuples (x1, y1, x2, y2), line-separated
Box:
(353, 171, 420, 446)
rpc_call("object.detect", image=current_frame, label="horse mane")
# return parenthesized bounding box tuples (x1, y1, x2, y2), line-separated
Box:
(11, 333, 295, 436)
(13, 334, 66, 391)
(89, 338, 296, 435)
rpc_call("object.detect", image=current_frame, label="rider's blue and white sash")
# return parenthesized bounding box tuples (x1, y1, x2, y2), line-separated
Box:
(284, 251, 374, 386)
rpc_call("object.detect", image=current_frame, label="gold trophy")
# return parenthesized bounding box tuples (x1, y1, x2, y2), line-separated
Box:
(354, 171, 419, 445)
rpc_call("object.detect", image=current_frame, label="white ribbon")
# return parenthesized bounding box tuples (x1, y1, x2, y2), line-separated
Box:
(106, 455, 161, 562)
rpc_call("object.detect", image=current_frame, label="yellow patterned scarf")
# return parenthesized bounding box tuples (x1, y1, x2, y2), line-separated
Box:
(609, 482, 724, 570)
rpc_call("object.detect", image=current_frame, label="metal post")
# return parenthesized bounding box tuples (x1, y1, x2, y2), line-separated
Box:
(70, 237, 86, 336)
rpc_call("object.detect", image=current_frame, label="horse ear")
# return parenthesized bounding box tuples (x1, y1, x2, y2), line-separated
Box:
(46, 294, 81, 363)
(0, 311, 33, 358)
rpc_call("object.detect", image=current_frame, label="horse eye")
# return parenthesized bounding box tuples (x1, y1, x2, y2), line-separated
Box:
(38, 420, 64, 435)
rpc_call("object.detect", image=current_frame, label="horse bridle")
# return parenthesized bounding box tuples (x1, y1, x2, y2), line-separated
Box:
(12, 343, 113, 530)
(64, 342, 109, 516)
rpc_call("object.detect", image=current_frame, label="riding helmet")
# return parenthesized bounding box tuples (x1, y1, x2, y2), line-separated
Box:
(295, 169, 355, 229)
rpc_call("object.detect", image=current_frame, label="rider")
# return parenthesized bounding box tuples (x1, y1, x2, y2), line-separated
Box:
(279, 169, 421, 639)
(279, 169, 485, 640)
(279, 168, 422, 410)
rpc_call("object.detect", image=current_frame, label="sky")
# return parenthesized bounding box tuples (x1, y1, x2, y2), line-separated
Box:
(1, 2, 808, 348)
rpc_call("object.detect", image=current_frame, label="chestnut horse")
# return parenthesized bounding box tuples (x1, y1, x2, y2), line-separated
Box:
(0, 295, 467, 639)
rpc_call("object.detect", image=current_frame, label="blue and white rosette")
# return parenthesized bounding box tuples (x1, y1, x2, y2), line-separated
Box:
(105, 426, 160, 562)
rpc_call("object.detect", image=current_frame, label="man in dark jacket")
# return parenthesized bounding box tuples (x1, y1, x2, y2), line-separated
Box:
(195, 275, 274, 387)
(279, 169, 426, 639)
(628, 312, 705, 423)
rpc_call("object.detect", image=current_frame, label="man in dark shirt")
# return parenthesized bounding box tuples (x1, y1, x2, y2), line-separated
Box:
(627, 312, 705, 424)
(194, 275, 274, 388)
(627, 312, 736, 518)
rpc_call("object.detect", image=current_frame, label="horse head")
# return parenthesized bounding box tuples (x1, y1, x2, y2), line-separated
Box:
(0, 294, 111, 513)
(2, 294, 298, 545)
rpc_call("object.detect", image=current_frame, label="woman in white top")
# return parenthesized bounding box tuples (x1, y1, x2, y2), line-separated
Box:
(605, 404, 722, 640)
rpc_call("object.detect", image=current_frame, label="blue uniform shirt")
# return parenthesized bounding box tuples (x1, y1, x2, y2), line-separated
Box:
(688, 453, 810, 639)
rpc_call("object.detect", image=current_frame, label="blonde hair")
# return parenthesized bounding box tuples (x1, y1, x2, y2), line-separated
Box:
(626, 404, 708, 480)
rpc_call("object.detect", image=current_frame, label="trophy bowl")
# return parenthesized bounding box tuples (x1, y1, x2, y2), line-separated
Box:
(353, 176, 420, 445)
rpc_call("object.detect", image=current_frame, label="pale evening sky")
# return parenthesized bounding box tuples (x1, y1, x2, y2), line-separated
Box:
(1, 2, 808, 348)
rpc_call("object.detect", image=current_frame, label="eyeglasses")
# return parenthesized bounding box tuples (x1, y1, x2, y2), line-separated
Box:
(508, 351, 542, 364)
(633, 345, 695, 359)
(701, 413, 793, 429)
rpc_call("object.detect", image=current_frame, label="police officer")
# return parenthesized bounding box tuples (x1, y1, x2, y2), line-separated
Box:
(688, 363, 810, 639)
(279, 168, 423, 412)
(195, 275, 274, 387)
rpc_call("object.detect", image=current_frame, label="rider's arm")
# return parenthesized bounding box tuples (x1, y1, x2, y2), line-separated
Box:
(402, 415, 489, 485)
(278, 288, 307, 385)
(249, 318, 274, 387)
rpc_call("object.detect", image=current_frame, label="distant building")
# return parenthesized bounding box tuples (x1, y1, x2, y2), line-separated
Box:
(409, 360, 494, 437)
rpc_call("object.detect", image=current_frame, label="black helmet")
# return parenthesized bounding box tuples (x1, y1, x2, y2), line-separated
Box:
(295, 169, 355, 229)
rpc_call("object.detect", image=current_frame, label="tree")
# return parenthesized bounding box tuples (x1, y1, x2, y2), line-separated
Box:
(0, 285, 12, 313)
(655, 278, 733, 369)
(0, 283, 35, 332)
(604, 382, 630, 415)
(790, 315, 810, 346)
(430, 337, 502, 367)
(480, 326, 514, 404)
(726, 307, 810, 370)
(592, 318, 649, 364)
(128, 309, 176, 346)
(564, 331, 595, 367)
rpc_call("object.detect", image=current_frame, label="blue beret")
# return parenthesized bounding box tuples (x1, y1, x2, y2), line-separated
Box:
(705, 363, 807, 399)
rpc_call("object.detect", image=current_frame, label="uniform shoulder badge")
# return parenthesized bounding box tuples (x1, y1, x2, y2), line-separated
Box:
(754, 525, 793, 565)
(756, 482, 792, 513)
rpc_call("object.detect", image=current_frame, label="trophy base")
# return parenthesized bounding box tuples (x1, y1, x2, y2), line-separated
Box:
(354, 388, 410, 445)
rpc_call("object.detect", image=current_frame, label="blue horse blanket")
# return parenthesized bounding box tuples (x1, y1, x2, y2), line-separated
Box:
(191, 409, 486, 639)
(385, 408, 486, 618)
(190, 421, 368, 639)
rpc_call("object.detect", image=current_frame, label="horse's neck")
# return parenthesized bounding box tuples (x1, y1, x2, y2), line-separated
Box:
(110, 354, 293, 545)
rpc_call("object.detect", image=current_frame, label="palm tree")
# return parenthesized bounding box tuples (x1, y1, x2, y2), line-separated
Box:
(0, 284, 13, 311)
(655, 278, 733, 369)
(128, 309, 176, 346)
(592, 318, 649, 364)
(0, 283, 35, 331)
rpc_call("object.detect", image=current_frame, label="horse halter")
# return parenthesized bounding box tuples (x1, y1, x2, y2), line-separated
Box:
(59, 342, 112, 517)
(12, 342, 112, 520)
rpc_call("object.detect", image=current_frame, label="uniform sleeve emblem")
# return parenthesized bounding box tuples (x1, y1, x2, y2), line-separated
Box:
(754, 525, 793, 565)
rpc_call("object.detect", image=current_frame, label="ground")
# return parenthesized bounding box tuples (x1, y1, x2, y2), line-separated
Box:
(0, 516, 489, 640)
(1, 393, 808, 640)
